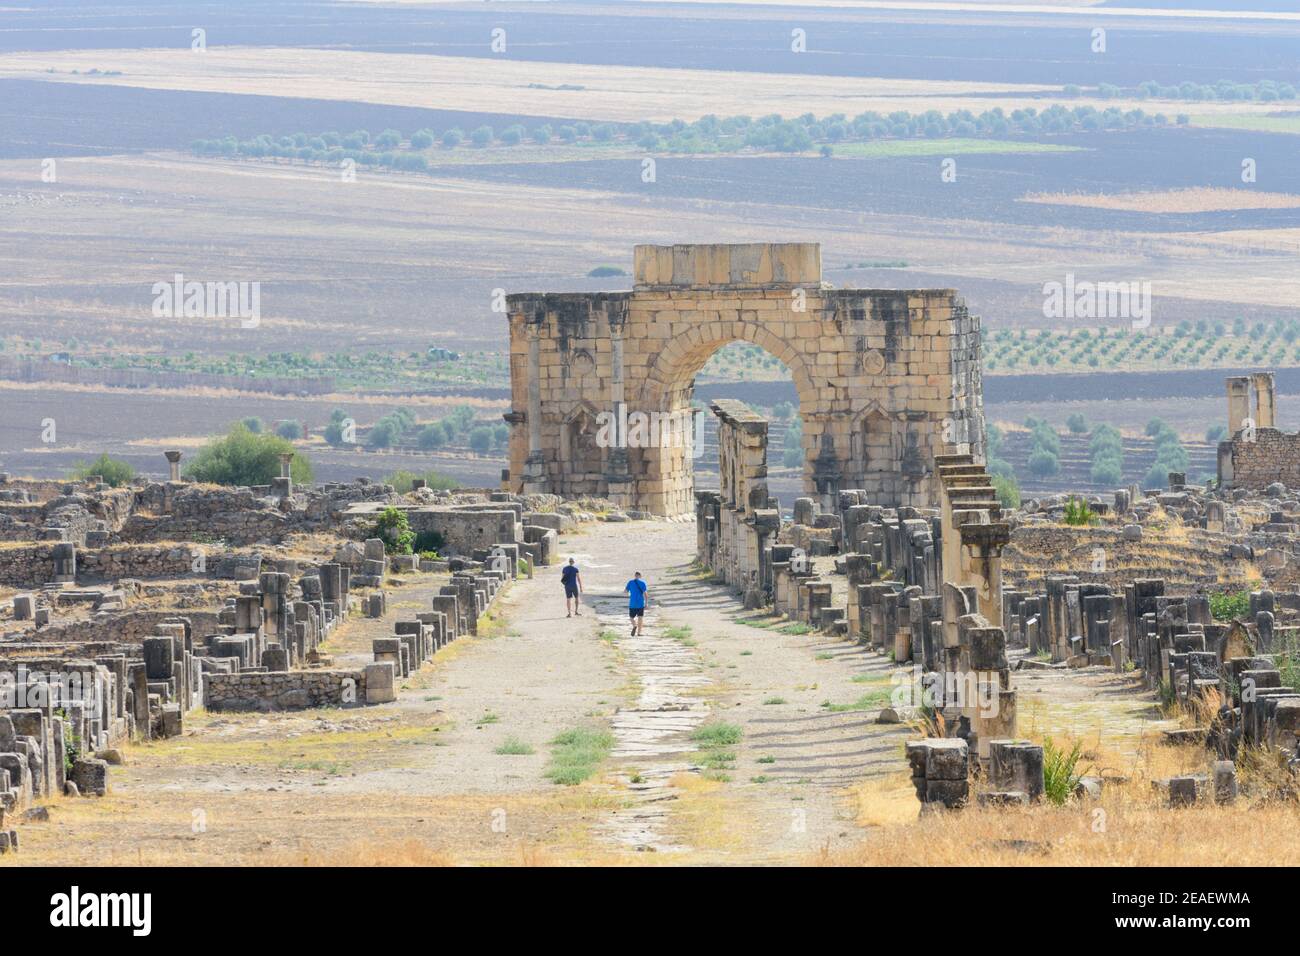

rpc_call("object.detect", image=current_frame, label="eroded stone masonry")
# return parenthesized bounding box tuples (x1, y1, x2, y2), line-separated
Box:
(505, 242, 984, 516)
(695, 371, 1300, 810)
(0, 458, 596, 855)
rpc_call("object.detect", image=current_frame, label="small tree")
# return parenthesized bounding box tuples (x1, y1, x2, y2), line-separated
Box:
(1027, 449, 1060, 477)
(275, 420, 303, 440)
(1066, 413, 1088, 434)
(185, 423, 312, 486)
(417, 424, 446, 449)
(371, 506, 415, 555)
(70, 453, 135, 487)
(468, 426, 493, 455)
(992, 474, 1020, 509)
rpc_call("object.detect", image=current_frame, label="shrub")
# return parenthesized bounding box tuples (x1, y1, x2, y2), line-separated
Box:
(1141, 463, 1166, 490)
(275, 420, 303, 440)
(1063, 497, 1097, 526)
(1208, 590, 1250, 622)
(371, 506, 415, 554)
(323, 413, 353, 446)
(416, 424, 446, 449)
(1090, 459, 1122, 485)
(1065, 413, 1088, 434)
(241, 416, 263, 433)
(70, 453, 135, 487)
(992, 474, 1020, 509)
(185, 423, 312, 486)
(1042, 736, 1085, 806)
(468, 426, 493, 455)
(1027, 448, 1060, 477)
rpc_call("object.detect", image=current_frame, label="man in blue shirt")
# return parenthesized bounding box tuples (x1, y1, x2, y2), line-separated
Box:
(561, 558, 583, 617)
(625, 571, 648, 635)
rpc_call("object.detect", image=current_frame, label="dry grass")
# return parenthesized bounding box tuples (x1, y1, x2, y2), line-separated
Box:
(3, 787, 630, 867)
(833, 719, 1300, 866)
(824, 795, 1300, 866)
(0, 46, 1081, 123)
(1022, 187, 1300, 214)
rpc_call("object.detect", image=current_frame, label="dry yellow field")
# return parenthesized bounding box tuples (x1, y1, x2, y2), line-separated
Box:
(1022, 188, 1300, 214)
(0, 47, 1050, 122)
(0, 45, 1257, 124)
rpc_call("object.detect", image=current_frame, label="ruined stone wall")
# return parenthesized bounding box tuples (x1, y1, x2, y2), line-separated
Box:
(28, 610, 225, 645)
(204, 670, 368, 711)
(695, 400, 779, 602)
(506, 243, 984, 516)
(119, 481, 399, 546)
(1219, 429, 1300, 491)
(0, 544, 200, 588)
(405, 508, 520, 555)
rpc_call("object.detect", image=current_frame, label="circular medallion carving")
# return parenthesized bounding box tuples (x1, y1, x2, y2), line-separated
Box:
(863, 349, 885, 375)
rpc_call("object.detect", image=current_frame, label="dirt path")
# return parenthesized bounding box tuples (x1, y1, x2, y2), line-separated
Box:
(544, 520, 916, 862)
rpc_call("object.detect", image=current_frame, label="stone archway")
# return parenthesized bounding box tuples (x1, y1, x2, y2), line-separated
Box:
(636, 325, 820, 517)
(505, 243, 984, 516)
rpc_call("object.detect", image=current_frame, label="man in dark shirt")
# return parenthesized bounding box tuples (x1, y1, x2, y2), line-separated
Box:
(561, 558, 583, 617)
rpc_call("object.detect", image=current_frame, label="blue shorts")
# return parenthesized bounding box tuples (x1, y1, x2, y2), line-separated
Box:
(564, 583, 579, 598)
(629, 607, 644, 618)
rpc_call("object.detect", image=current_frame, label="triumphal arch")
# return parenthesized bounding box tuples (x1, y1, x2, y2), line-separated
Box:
(504, 243, 985, 516)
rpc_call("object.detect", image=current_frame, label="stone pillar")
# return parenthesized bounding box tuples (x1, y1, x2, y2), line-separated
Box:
(1251, 371, 1276, 429)
(1226, 376, 1251, 436)
(164, 449, 183, 481)
(604, 312, 633, 507)
(523, 321, 547, 494)
(272, 453, 294, 498)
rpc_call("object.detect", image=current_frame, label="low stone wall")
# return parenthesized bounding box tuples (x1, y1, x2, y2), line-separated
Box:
(30, 610, 225, 645)
(0, 544, 199, 587)
(204, 670, 367, 711)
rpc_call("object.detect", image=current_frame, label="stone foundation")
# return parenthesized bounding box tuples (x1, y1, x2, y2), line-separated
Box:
(203, 670, 368, 711)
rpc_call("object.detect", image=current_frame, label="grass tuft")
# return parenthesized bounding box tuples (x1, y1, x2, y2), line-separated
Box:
(494, 736, 535, 756)
(544, 726, 614, 786)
